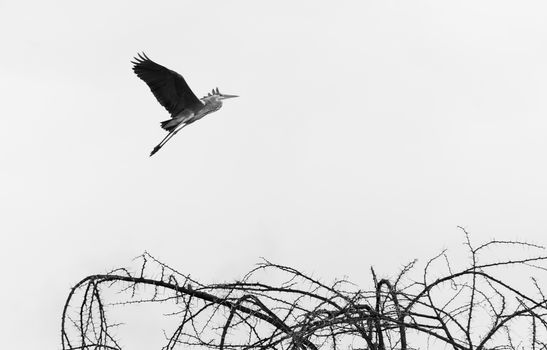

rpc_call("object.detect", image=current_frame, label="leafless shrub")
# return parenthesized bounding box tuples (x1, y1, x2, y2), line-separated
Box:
(61, 229, 547, 350)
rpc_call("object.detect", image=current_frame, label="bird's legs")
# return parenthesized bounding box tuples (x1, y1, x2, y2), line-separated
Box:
(150, 123, 188, 156)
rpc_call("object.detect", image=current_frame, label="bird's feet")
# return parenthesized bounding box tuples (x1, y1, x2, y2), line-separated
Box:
(150, 145, 161, 157)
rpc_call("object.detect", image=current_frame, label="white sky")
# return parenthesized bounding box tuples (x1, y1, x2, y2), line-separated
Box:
(1, 1, 547, 349)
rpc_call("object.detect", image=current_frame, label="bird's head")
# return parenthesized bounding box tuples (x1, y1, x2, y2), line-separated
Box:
(204, 87, 238, 101)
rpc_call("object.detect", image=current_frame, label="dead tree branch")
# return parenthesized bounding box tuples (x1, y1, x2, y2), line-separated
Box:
(61, 233, 547, 350)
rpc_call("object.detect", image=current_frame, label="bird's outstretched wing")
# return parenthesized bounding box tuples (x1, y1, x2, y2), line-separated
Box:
(132, 53, 203, 115)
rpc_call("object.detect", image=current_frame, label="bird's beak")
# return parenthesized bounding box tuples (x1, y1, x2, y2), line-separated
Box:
(221, 94, 239, 100)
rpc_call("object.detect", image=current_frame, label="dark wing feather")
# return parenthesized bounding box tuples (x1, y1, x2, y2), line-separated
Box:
(132, 53, 203, 115)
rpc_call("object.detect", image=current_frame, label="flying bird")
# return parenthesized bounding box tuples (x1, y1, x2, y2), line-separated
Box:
(131, 53, 238, 156)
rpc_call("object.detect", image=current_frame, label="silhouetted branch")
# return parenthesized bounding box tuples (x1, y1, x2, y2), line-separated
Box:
(61, 233, 547, 350)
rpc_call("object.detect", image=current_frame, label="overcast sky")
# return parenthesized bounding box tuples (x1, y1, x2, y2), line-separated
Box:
(1, 1, 547, 349)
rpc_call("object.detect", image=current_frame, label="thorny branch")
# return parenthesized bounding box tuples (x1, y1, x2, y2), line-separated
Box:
(62, 232, 547, 350)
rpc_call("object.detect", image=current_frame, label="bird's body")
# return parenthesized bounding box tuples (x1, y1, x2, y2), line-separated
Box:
(162, 94, 223, 131)
(131, 53, 237, 156)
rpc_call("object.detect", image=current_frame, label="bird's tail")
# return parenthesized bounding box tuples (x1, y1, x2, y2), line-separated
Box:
(160, 119, 178, 132)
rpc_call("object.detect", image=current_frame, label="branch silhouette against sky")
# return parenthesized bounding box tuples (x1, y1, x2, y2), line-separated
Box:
(62, 231, 547, 350)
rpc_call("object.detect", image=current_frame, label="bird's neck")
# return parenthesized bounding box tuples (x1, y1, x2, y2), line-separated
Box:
(201, 97, 222, 113)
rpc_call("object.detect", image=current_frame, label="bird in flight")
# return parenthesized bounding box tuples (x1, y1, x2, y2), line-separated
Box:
(132, 53, 238, 156)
